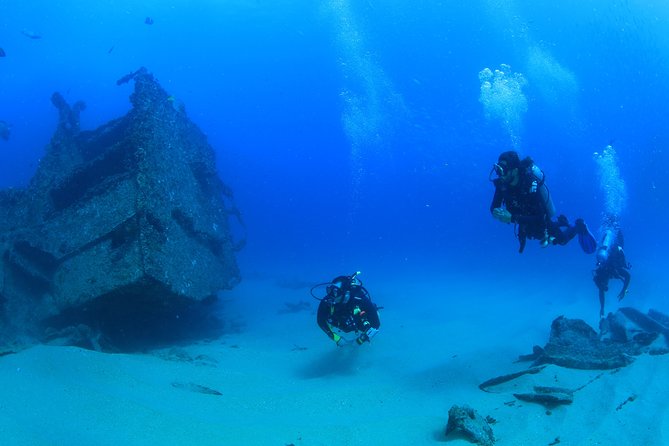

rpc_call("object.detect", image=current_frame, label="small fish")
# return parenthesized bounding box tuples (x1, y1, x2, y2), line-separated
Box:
(0, 120, 10, 141)
(21, 29, 42, 39)
(0, 48, 5, 57)
(144, 16, 154, 25)
(108, 45, 114, 54)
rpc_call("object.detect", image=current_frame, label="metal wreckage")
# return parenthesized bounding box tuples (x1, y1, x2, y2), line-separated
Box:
(0, 68, 243, 351)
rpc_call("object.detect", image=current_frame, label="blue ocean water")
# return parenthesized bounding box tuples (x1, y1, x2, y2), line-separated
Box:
(1, 0, 667, 312)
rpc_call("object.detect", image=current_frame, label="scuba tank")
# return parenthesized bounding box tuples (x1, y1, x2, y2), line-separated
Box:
(529, 164, 556, 219)
(597, 228, 616, 264)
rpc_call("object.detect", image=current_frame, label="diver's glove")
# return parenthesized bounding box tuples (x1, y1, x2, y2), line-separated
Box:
(617, 290, 628, 301)
(492, 207, 512, 224)
(356, 327, 379, 345)
(333, 334, 350, 347)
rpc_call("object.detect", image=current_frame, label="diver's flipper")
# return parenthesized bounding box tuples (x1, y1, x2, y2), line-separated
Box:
(576, 220, 597, 254)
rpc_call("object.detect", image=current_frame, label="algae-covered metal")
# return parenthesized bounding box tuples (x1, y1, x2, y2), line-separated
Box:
(0, 68, 241, 349)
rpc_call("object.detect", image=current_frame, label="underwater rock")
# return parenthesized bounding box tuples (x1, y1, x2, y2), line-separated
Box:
(531, 316, 635, 369)
(0, 67, 242, 351)
(516, 344, 544, 362)
(479, 309, 669, 408)
(445, 404, 495, 446)
(527, 309, 669, 370)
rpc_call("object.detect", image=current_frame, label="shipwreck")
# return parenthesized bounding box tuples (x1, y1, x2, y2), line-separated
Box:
(0, 68, 242, 351)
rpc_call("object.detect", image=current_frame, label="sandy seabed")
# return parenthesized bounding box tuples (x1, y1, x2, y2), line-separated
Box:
(1, 275, 668, 446)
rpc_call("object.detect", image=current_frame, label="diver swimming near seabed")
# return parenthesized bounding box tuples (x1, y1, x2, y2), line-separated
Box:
(593, 220, 631, 318)
(489, 150, 597, 254)
(312, 271, 381, 346)
(593, 144, 630, 318)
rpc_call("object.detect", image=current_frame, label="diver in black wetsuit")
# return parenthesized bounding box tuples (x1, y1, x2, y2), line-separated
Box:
(593, 226, 631, 317)
(315, 272, 380, 346)
(489, 150, 596, 254)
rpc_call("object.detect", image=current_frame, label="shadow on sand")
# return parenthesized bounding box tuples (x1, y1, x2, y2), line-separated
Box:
(295, 345, 363, 379)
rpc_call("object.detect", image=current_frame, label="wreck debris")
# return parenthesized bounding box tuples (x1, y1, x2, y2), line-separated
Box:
(478, 366, 546, 392)
(526, 309, 669, 370)
(531, 316, 634, 369)
(513, 386, 574, 408)
(477, 308, 669, 419)
(0, 68, 242, 350)
(615, 394, 637, 411)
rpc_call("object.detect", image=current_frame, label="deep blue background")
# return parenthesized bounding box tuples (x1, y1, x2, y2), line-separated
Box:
(1, 0, 667, 304)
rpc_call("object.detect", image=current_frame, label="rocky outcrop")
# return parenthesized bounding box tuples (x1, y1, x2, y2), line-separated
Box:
(520, 308, 669, 370)
(0, 68, 242, 350)
(478, 308, 669, 412)
(531, 316, 635, 369)
(445, 405, 495, 446)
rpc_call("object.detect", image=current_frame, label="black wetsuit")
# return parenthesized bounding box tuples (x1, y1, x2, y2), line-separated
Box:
(317, 285, 380, 344)
(490, 162, 577, 253)
(594, 238, 631, 317)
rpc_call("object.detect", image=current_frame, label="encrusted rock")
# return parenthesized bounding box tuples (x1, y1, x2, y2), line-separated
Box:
(518, 309, 669, 370)
(445, 404, 495, 446)
(531, 316, 635, 369)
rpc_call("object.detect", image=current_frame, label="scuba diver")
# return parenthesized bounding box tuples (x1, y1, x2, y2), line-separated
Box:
(593, 225, 631, 317)
(489, 150, 597, 254)
(312, 272, 381, 346)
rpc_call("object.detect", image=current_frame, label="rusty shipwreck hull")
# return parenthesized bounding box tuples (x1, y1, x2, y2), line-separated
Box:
(0, 68, 241, 350)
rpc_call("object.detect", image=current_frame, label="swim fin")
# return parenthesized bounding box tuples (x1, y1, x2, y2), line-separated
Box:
(576, 219, 597, 254)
